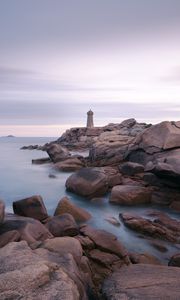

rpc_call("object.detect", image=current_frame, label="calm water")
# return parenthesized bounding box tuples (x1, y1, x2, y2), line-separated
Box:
(0, 137, 179, 263)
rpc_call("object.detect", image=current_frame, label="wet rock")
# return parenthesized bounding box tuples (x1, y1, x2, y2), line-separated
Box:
(46, 143, 71, 163)
(129, 252, 161, 265)
(66, 167, 108, 198)
(79, 224, 130, 263)
(32, 157, 51, 164)
(104, 216, 121, 226)
(0, 200, 5, 224)
(121, 212, 180, 243)
(45, 213, 78, 237)
(119, 161, 144, 175)
(149, 240, 168, 252)
(170, 201, 180, 212)
(110, 185, 152, 205)
(13, 195, 48, 221)
(102, 264, 180, 300)
(0, 213, 53, 245)
(169, 253, 180, 267)
(54, 196, 92, 222)
(41, 237, 83, 264)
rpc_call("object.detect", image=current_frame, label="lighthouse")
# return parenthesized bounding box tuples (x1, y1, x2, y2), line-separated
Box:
(86, 109, 94, 128)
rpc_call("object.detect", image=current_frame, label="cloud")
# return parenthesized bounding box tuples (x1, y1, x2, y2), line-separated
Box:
(160, 66, 180, 83)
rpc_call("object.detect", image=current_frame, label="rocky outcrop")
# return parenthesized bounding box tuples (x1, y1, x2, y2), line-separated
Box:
(0, 200, 5, 224)
(0, 213, 52, 245)
(102, 264, 180, 300)
(13, 195, 48, 222)
(54, 197, 92, 222)
(66, 168, 109, 198)
(120, 212, 180, 243)
(126, 121, 180, 187)
(0, 240, 92, 300)
(89, 119, 149, 166)
(46, 143, 71, 163)
(45, 213, 79, 237)
(110, 185, 152, 205)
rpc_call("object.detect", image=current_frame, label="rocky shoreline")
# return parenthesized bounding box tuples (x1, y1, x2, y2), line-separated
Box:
(1, 118, 180, 299)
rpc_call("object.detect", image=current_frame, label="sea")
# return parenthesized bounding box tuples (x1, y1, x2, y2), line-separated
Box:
(0, 136, 179, 263)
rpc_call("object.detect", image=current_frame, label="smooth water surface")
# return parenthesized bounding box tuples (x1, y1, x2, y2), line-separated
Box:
(0, 137, 179, 263)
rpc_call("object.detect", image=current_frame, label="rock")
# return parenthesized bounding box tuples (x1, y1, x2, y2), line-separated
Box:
(170, 201, 180, 212)
(102, 264, 180, 300)
(110, 185, 152, 205)
(120, 212, 180, 243)
(13, 195, 48, 221)
(104, 216, 121, 226)
(46, 143, 71, 163)
(66, 167, 108, 198)
(0, 230, 20, 248)
(32, 157, 51, 164)
(119, 161, 144, 175)
(0, 240, 88, 300)
(102, 166, 122, 187)
(0, 200, 5, 224)
(88, 249, 123, 268)
(149, 240, 168, 252)
(0, 213, 53, 245)
(128, 121, 180, 155)
(169, 253, 180, 267)
(54, 197, 92, 222)
(75, 235, 95, 250)
(41, 237, 83, 264)
(126, 121, 180, 187)
(79, 224, 130, 263)
(129, 252, 161, 265)
(45, 213, 78, 237)
(54, 157, 85, 172)
(89, 135, 134, 167)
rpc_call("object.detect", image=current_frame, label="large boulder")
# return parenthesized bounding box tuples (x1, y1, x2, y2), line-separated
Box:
(110, 185, 152, 205)
(0, 200, 5, 224)
(66, 168, 108, 198)
(102, 264, 180, 300)
(128, 121, 180, 155)
(45, 213, 79, 237)
(46, 143, 71, 163)
(0, 240, 90, 300)
(41, 237, 83, 264)
(13, 195, 48, 221)
(54, 197, 92, 222)
(0, 213, 53, 245)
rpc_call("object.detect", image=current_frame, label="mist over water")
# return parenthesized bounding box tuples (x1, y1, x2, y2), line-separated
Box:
(0, 136, 179, 263)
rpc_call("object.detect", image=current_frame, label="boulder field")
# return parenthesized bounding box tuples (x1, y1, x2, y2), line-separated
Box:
(15, 118, 180, 299)
(1, 195, 180, 299)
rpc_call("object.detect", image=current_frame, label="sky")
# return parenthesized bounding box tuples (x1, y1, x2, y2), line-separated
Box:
(0, 0, 180, 136)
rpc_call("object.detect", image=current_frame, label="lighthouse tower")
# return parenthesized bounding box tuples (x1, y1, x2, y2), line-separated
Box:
(86, 109, 94, 128)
